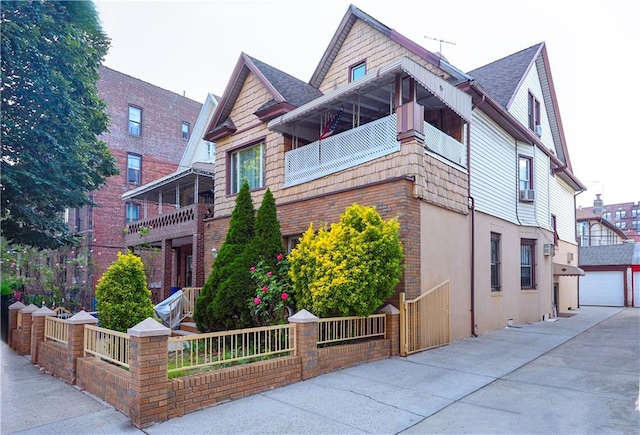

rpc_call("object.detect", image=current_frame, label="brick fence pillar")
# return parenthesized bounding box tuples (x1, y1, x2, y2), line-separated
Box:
(378, 304, 400, 356)
(289, 309, 319, 381)
(30, 306, 56, 365)
(16, 304, 38, 356)
(128, 318, 170, 428)
(66, 311, 99, 384)
(8, 301, 26, 348)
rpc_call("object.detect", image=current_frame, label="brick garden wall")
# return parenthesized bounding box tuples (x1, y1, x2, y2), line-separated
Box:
(318, 339, 391, 374)
(76, 357, 132, 416)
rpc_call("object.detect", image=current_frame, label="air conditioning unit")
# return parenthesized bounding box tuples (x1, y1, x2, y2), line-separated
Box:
(543, 243, 555, 256)
(535, 124, 543, 137)
(520, 189, 536, 202)
(567, 252, 574, 263)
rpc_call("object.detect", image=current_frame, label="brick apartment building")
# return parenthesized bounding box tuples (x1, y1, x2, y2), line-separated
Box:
(36, 66, 202, 309)
(577, 195, 640, 242)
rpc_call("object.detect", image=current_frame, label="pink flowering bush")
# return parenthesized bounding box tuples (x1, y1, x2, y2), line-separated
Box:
(248, 254, 294, 326)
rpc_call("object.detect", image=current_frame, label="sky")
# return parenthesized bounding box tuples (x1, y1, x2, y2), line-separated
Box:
(94, 0, 639, 208)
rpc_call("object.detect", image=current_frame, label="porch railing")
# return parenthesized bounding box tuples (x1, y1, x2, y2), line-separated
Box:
(83, 324, 130, 369)
(44, 316, 69, 345)
(167, 324, 295, 374)
(284, 114, 399, 187)
(167, 287, 202, 329)
(423, 121, 467, 167)
(317, 314, 386, 345)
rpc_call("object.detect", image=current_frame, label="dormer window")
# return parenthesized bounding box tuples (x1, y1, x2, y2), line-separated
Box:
(350, 61, 366, 82)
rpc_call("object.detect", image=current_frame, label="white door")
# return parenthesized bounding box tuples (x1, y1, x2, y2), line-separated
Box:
(634, 272, 640, 308)
(579, 271, 625, 306)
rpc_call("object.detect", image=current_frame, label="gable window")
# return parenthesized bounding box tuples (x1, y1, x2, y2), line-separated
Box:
(520, 239, 536, 289)
(230, 142, 264, 194)
(128, 106, 141, 136)
(519, 156, 533, 191)
(182, 122, 190, 140)
(127, 153, 141, 184)
(126, 203, 140, 223)
(350, 61, 366, 82)
(490, 232, 501, 292)
(527, 92, 540, 132)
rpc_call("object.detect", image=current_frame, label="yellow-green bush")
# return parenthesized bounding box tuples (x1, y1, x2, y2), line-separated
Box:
(289, 204, 403, 317)
(95, 251, 155, 332)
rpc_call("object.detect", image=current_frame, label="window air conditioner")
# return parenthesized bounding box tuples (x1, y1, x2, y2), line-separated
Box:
(535, 124, 543, 137)
(520, 189, 536, 202)
(543, 243, 555, 256)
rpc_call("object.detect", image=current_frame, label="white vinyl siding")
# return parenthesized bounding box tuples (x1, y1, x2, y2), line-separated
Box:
(550, 175, 577, 242)
(470, 110, 518, 223)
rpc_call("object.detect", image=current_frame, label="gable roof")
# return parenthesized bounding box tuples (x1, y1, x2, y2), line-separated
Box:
(309, 4, 469, 88)
(204, 53, 321, 140)
(579, 243, 636, 266)
(467, 44, 542, 109)
(179, 93, 218, 168)
(576, 214, 628, 240)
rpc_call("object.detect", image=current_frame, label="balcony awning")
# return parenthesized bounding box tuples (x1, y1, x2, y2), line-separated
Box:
(268, 57, 471, 138)
(553, 263, 585, 276)
(122, 162, 214, 202)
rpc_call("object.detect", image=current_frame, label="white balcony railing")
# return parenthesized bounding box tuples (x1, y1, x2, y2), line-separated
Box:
(284, 114, 399, 187)
(423, 121, 467, 168)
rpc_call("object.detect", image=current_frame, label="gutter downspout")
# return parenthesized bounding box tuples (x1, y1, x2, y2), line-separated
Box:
(467, 112, 477, 337)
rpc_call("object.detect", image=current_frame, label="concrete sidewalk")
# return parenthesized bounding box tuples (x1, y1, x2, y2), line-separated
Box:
(2, 306, 638, 434)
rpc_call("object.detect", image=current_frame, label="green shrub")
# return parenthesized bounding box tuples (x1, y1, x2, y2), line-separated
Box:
(251, 188, 285, 271)
(95, 251, 155, 332)
(289, 203, 403, 317)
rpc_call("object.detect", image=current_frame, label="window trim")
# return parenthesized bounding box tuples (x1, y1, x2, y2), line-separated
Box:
(227, 139, 265, 195)
(519, 155, 534, 191)
(349, 60, 366, 82)
(520, 238, 537, 290)
(128, 105, 142, 136)
(490, 232, 501, 292)
(527, 91, 540, 131)
(551, 214, 559, 246)
(125, 202, 140, 223)
(182, 122, 190, 140)
(127, 153, 142, 185)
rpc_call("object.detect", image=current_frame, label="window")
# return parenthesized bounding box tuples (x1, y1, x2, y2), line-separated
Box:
(551, 214, 559, 245)
(206, 142, 215, 160)
(520, 239, 536, 289)
(615, 221, 627, 229)
(128, 106, 141, 136)
(127, 153, 141, 184)
(287, 235, 302, 253)
(602, 212, 611, 221)
(615, 210, 626, 220)
(230, 142, 264, 194)
(527, 92, 540, 131)
(182, 122, 189, 140)
(631, 209, 639, 218)
(490, 233, 501, 292)
(350, 61, 366, 82)
(126, 203, 140, 223)
(632, 220, 640, 230)
(519, 156, 533, 191)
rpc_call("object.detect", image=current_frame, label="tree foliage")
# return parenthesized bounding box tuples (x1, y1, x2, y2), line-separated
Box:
(95, 251, 155, 332)
(288, 204, 403, 317)
(194, 181, 256, 331)
(251, 188, 285, 271)
(1, 1, 117, 249)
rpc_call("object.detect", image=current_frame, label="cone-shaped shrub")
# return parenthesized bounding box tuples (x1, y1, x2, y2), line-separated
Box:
(195, 181, 256, 331)
(95, 251, 155, 332)
(288, 203, 403, 317)
(251, 188, 285, 270)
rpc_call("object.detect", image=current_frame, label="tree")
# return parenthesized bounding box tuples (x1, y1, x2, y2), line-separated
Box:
(1, 1, 118, 249)
(251, 188, 285, 270)
(194, 181, 256, 331)
(288, 204, 403, 317)
(95, 251, 155, 332)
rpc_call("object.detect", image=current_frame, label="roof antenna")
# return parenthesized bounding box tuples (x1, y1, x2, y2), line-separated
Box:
(424, 36, 456, 58)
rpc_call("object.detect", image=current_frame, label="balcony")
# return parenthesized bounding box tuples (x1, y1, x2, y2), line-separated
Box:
(284, 114, 400, 187)
(423, 121, 467, 167)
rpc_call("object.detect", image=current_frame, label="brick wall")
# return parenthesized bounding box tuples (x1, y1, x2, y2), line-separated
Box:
(77, 357, 131, 415)
(318, 339, 391, 374)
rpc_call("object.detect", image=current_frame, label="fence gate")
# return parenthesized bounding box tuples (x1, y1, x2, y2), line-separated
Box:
(399, 280, 450, 356)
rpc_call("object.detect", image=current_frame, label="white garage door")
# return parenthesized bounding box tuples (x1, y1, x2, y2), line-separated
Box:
(580, 271, 624, 307)
(634, 272, 640, 308)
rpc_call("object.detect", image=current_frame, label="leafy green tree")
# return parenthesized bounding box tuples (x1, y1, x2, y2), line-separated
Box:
(194, 181, 256, 331)
(1, 1, 118, 249)
(95, 251, 155, 332)
(289, 204, 403, 317)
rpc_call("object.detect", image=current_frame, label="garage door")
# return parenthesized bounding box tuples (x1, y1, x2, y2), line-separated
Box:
(634, 272, 640, 308)
(580, 271, 624, 306)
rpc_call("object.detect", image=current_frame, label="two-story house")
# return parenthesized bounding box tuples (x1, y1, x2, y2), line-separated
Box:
(197, 4, 583, 340)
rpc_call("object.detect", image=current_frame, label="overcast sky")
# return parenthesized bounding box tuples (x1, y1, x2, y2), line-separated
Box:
(95, 0, 639, 208)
